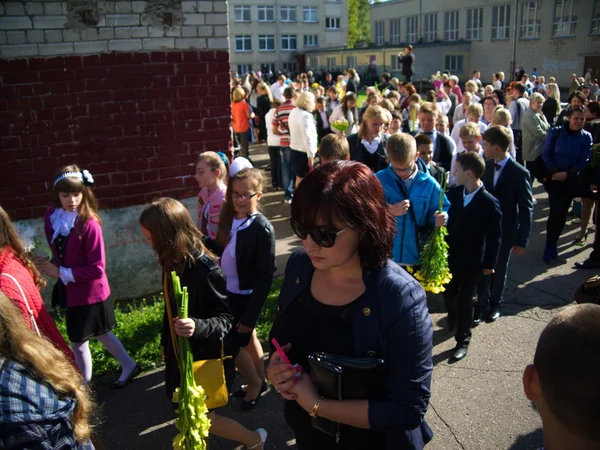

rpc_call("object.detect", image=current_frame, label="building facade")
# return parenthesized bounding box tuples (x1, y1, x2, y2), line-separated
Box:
(228, 0, 348, 76)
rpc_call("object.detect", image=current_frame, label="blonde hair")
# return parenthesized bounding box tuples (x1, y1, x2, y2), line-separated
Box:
(530, 92, 545, 104)
(232, 87, 246, 102)
(257, 81, 273, 103)
(537, 75, 545, 84)
(0, 291, 94, 442)
(386, 133, 416, 164)
(296, 91, 315, 111)
(358, 105, 390, 139)
(459, 122, 481, 139)
(418, 101, 437, 117)
(546, 83, 562, 113)
(466, 103, 483, 119)
(196, 151, 227, 182)
(379, 98, 394, 112)
(465, 80, 478, 92)
(492, 107, 513, 127)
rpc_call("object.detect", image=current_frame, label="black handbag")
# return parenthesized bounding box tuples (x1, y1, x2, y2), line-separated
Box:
(308, 352, 384, 440)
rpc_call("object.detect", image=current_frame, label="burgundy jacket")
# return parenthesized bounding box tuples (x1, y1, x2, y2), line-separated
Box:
(44, 207, 110, 307)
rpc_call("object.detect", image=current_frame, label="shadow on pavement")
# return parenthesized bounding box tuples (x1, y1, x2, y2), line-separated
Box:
(508, 427, 544, 449)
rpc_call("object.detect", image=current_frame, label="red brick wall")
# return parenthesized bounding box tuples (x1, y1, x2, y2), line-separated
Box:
(0, 50, 232, 220)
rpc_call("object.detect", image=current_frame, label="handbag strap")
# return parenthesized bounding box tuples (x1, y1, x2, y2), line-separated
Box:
(0, 273, 41, 337)
(163, 273, 181, 370)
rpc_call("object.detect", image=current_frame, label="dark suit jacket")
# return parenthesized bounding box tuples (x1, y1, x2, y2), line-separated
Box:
(482, 158, 533, 248)
(427, 164, 446, 185)
(347, 133, 389, 173)
(446, 186, 502, 278)
(398, 52, 415, 76)
(433, 133, 453, 172)
(314, 110, 332, 142)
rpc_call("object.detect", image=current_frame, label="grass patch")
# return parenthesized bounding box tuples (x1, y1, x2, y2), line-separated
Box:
(56, 280, 283, 379)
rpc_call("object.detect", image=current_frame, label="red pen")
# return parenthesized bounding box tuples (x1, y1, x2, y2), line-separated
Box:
(271, 338, 292, 365)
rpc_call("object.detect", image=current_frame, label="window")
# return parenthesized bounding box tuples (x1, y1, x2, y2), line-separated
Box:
(234, 6, 250, 22)
(444, 11, 459, 41)
(280, 6, 296, 22)
(553, 0, 577, 37)
(520, 2, 541, 38)
(424, 13, 437, 42)
(374, 20, 385, 45)
(346, 56, 357, 69)
(303, 34, 319, 47)
(257, 5, 274, 22)
(445, 55, 464, 73)
(258, 35, 275, 51)
(303, 7, 318, 23)
(261, 63, 275, 73)
(237, 64, 252, 74)
(491, 5, 511, 39)
(390, 54, 400, 70)
(406, 16, 418, 43)
(326, 17, 340, 29)
(309, 57, 319, 70)
(281, 34, 297, 51)
(283, 62, 298, 73)
(466, 8, 483, 40)
(593, 0, 600, 34)
(327, 57, 336, 70)
(389, 18, 401, 45)
(235, 35, 251, 52)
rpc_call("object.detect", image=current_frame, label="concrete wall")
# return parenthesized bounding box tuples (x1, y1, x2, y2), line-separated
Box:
(0, 1, 232, 301)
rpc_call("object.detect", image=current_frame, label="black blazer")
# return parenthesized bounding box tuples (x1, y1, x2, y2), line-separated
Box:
(482, 158, 533, 248)
(428, 164, 446, 185)
(446, 186, 502, 277)
(314, 110, 332, 142)
(347, 133, 389, 173)
(206, 213, 276, 328)
(433, 134, 453, 172)
(346, 78, 359, 93)
(398, 52, 415, 76)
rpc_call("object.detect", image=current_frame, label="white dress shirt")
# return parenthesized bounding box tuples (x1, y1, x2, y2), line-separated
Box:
(463, 184, 483, 207)
(493, 156, 510, 188)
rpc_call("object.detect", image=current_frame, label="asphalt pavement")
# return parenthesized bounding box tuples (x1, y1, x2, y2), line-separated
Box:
(95, 143, 593, 449)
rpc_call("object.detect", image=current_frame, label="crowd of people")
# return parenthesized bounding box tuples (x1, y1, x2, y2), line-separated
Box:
(1, 64, 599, 450)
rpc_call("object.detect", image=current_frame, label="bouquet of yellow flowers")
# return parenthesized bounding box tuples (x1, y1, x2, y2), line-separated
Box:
(412, 175, 452, 294)
(331, 118, 349, 133)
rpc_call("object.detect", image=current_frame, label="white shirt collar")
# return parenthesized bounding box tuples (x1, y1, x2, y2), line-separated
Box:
(50, 208, 78, 243)
(361, 136, 381, 154)
(496, 156, 510, 170)
(463, 184, 483, 206)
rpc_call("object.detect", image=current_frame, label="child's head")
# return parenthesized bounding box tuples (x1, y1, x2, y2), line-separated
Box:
(195, 151, 228, 189)
(326, 86, 338, 99)
(408, 93, 421, 105)
(436, 112, 449, 134)
(482, 126, 512, 159)
(415, 134, 433, 165)
(417, 102, 437, 132)
(462, 91, 473, 105)
(272, 98, 283, 109)
(379, 98, 394, 112)
(320, 134, 350, 164)
(343, 92, 357, 110)
(466, 103, 483, 123)
(455, 152, 485, 186)
(523, 304, 600, 447)
(232, 87, 246, 102)
(492, 107, 513, 127)
(388, 110, 402, 134)
(367, 93, 379, 106)
(52, 165, 99, 222)
(387, 133, 418, 180)
(459, 122, 482, 152)
(139, 197, 213, 272)
(315, 96, 326, 111)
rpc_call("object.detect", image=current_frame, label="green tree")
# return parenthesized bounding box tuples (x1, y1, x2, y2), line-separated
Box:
(348, 0, 371, 47)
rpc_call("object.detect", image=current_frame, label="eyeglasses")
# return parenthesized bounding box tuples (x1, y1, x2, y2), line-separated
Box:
(392, 164, 416, 175)
(232, 192, 259, 200)
(290, 219, 349, 248)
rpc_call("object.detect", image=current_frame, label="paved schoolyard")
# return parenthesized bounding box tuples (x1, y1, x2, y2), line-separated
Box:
(95, 144, 592, 449)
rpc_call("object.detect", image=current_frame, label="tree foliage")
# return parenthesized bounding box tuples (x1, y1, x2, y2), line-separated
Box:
(348, 0, 371, 47)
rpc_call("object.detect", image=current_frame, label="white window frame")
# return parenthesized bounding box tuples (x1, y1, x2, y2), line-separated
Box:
(491, 5, 511, 40)
(234, 6, 251, 22)
(593, 0, 600, 35)
(309, 57, 319, 70)
(390, 54, 400, 71)
(389, 18, 401, 45)
(520, 1, 541, 38)
(553, 0, 577, 37)
(257, 5, 274, 22)
(327, 57, 337, 71)
(444, 10, 459, 41)
(445, 55, 464, 73)
(261, 63, 276, 73)
(326, 17, 340, 30)
(235, 35, 252, 52)
(406, 16, 418, 43)
(258, 35, 275, 51)
(303, 34, 319, 47)
(423, 13, 437, 42)
(238, 64, 252, 75)
(374, 20, 385, 45)
(346, 56, 357, 69)
(466, 8, 483, 40)
(281, 34, 297, 51)
(280, 6, 297, 23)
(303, 7, 318, 23)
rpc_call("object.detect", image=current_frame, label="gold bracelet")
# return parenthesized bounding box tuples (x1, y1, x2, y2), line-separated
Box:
(310, 396, 324, 418)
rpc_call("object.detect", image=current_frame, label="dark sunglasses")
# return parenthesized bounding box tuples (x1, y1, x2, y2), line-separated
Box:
(290, 219, 348, 248)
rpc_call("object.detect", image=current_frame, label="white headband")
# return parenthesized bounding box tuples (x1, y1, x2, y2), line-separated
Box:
(53, 170, 94, 186)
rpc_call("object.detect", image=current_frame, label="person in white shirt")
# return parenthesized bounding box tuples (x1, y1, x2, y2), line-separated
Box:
(288, 92, 318, 187)
(465, 80, 481, 104)
(270, 75, 286, 102)
(449, 122, 486, 185)
(436, 112, 450, 137)
(491, 107, 517, 160)
(453, 92, 473, 126)
(265, 99, 282, 189)
(450, 103, 488, 155)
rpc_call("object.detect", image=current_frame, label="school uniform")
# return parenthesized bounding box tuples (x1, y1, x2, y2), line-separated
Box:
(416, 130, 455, 172)
(445, 186, 502, 347)
(348, 133, 389, 173)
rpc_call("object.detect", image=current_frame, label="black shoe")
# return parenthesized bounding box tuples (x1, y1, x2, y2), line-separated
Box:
(240, 381, 269, 411)
(472, 308, 486, 327)
(110, 364, 141, 389)
(450, 345, 468, 362)
(232, 381, 268, 398)
(486, 306, 501, 323)
(574, 260, 600, 270)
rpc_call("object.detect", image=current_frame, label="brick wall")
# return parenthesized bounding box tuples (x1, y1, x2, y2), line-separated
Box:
(0, 1, 232, 221)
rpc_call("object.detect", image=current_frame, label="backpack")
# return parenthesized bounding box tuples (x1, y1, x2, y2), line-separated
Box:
(574, 274, 600, 305)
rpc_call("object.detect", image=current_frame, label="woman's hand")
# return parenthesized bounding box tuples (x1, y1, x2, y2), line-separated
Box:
(236, 322, 253, 334)
(35, 259, 59, 278)
(434, 211, 447, 227)
(551, 171, 568, 182)
(289, 372, 320, 413)
(389, 200, 410, 216)
(173, 317, 196, 337)
(266, 343, 302, 400)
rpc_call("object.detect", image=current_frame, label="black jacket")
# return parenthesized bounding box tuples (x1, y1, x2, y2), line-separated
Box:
(433, 133, 453, 172)
(346, 78, 359, 94)
(398, 52, 415, 76)
(427, 163, 446, 185)
(446, 186, 502, 277)
(256, 93, 271, 140)
(314, 110, 332, 143)
(347, 133, 389, 173)
(482, 158, 533, 248)
(206, 213, 276, 328)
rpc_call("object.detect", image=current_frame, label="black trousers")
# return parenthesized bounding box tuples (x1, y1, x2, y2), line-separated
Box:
(268, 145, 282, 188)
(544, 179, 581, 246)
(235, 129, 250, 158)
(444, 272, 479, 346)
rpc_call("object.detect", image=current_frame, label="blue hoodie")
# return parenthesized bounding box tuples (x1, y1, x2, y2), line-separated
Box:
(376, 165, 450, 265)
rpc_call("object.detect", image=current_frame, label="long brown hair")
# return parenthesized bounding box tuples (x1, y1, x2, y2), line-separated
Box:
(0, 290, 94, 442)
(139, 198, 214, 274)
(216, 168, 264, 249)
(53, 165, 100, 227)
(0, 205, 46, 289)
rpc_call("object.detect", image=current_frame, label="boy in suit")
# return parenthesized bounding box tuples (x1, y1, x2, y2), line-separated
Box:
(445, 152, 502, 361)
(417, 102, 456, 172)
(415, 133, 446, 185)
(314, 96, 332, 144)
(522, 304, 600, 449)
(476, 126, 533, 324)
(449, 122, 485, 186)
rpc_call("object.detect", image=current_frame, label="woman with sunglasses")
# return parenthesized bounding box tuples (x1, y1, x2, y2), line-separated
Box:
(267, 161, 434, 450)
